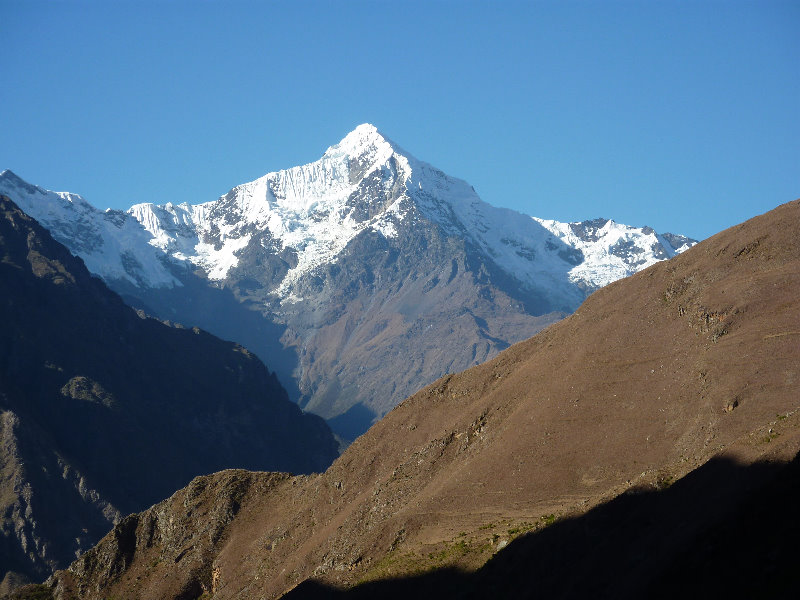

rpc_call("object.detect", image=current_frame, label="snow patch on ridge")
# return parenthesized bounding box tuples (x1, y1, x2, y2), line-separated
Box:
(534, 217, 675, 288)
(403, 158, 684, 296)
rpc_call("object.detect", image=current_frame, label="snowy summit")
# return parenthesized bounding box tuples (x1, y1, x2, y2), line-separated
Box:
(0, 125, 695, 304)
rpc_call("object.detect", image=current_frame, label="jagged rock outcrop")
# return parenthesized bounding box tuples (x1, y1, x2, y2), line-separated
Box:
(50, 470, 291, 600)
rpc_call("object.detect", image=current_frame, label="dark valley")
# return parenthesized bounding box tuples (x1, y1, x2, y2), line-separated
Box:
(0, 196, 338, 589)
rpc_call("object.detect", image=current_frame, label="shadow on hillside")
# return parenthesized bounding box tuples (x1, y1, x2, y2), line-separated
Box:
(285, 451, 800, 599)
(115, 274, 303, 403)
(325, 403, 378, 442)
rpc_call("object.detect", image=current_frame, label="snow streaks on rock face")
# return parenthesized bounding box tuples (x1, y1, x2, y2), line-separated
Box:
(0, 125, 696, 435)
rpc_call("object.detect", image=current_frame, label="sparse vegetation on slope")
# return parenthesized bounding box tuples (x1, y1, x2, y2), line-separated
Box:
(43, 199, 800, 599)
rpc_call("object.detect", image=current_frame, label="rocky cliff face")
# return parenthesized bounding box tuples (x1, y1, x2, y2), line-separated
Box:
(0, 197, 338, 587)
(0, 127, 696, 437)
(45, 199, 799, 599)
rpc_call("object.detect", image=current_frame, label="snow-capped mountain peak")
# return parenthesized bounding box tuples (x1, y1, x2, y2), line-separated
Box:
(123, 124, 417, 292)
(324, 123, 397, 161)
(1, 125, 696, 301)
(1, 131, 698, 429)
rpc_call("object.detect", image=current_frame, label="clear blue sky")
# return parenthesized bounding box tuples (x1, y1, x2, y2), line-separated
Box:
(1, 0, 798, 240)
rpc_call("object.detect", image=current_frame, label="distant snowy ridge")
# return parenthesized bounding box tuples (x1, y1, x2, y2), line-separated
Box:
(534, 217, 693, 288)
(0, 124, 695, 299)
(0, 169, 180, 287)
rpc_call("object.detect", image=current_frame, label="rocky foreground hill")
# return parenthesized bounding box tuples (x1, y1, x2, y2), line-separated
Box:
(0, 197, 338, 590)
(1, 128, 695, 438)
(37, 199, 799, 599)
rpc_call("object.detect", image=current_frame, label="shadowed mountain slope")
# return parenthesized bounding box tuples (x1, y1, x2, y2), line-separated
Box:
(45, 199, 799, 599)
(284, 452, 800, 599)
(0, 197, 338, 587)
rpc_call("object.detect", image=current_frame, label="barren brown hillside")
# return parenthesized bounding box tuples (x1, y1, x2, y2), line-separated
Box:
(45, 199, 800, 600)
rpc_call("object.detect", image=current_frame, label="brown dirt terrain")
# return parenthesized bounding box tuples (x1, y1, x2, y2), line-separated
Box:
(45, 199, 800, 599)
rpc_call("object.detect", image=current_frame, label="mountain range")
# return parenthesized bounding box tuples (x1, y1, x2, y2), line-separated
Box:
(0, 196, 338, 589)
(40, 197, 800, 599)
(0, 125, 696, 438)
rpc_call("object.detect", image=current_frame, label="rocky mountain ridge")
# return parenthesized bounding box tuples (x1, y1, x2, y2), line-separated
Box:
(42, 198, 800, 599)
